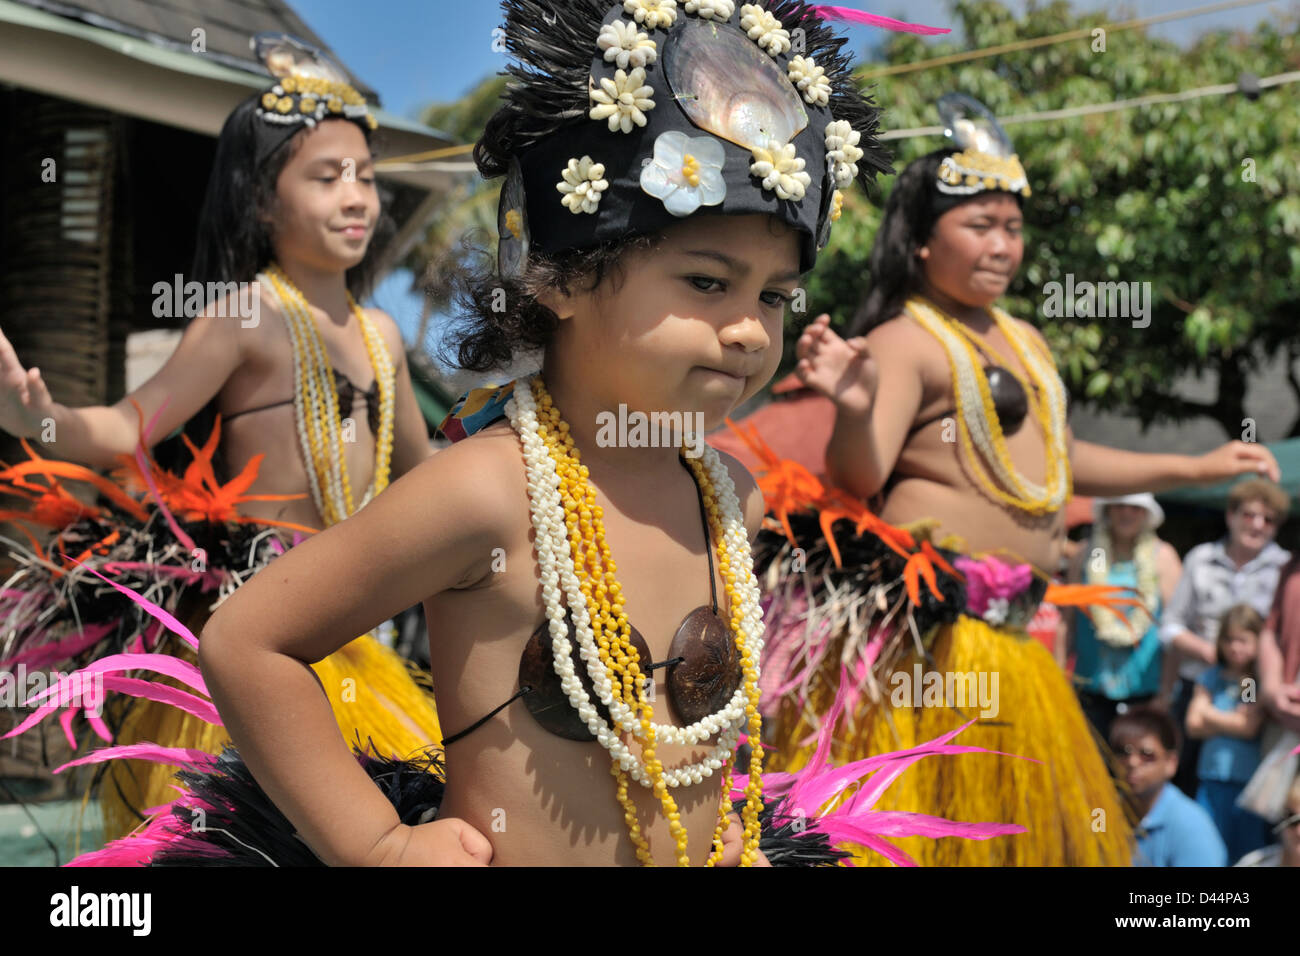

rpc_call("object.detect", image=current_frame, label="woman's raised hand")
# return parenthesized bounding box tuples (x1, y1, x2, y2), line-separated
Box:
(0, 327, 56, 439)
(794, 314, 878, 417)
(1196, 440, 1281, 484)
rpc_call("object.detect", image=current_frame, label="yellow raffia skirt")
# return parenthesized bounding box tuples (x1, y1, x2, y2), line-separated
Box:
(768, 615, 1136, 866)
(99, 622, 442, 843)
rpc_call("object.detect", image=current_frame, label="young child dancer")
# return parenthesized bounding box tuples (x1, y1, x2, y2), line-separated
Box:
(1186, 604, 1274, 862)
(66, 0, 1038, 867)
(0, 34, 441, 842)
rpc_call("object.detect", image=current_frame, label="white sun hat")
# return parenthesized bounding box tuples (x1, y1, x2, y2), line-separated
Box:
(1092, 493, 1165, 531)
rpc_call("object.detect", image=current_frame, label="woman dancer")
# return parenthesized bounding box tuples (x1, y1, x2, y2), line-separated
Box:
(752, 95, 1278, 865)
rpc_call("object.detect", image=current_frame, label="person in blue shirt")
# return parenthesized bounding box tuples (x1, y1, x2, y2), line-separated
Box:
(1110, 707, 1227, 866)
(1185, 604, 1274, 862)
(1062, 494, 1181, 741)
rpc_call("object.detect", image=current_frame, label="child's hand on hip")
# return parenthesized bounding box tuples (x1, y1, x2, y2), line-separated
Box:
(717, 811, 772, 867)
(365, 818, 493, 866)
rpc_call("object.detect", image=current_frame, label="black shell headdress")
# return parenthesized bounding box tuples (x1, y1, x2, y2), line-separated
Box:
(481, 0, 892, 274)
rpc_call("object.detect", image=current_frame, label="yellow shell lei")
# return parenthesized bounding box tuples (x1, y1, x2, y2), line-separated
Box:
(906, 297, 1071, 515)
(261, 264, 395, 527)
(508, 376, 765, 865)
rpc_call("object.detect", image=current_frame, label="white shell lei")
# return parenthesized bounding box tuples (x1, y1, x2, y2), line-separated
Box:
(825, 119, 865, 189)
(506, 378, 765, 789)
(750, 140, 811, 201)
(788, 56, 832, 107)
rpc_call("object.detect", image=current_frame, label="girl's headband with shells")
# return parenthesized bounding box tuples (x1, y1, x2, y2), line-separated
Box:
(491, 1, 947, 277)
(934, 93, 1031, 200)
(250, 32, 378, 167)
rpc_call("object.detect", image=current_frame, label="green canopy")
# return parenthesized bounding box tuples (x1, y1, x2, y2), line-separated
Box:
(1155, 437, 1300, 510)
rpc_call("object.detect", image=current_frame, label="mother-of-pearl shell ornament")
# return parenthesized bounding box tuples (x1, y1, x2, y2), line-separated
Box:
(497, 158, 530, 279)
(253, 31, 350, 84)
(664, 17, 808, 153)
(937, 92, 1014, 158)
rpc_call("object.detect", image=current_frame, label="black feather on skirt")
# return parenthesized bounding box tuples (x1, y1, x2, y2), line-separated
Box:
(149, 743, 846, 867)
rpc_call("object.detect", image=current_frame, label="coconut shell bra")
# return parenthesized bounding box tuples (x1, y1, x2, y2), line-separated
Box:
(441, 455, 743, 745)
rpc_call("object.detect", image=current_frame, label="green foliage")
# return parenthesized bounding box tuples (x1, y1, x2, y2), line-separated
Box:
(414, 2, 1299, 432)
(802, 0, 1300, 436)
(400, 75, 509, 338)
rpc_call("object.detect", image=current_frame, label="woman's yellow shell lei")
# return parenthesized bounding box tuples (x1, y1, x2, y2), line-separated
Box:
(516, 376, 765, 865)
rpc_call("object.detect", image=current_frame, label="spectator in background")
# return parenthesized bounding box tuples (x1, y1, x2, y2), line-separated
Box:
(1159, 479, 1291, 796)
(1184, 604, 1273, 862)
(1236, 554, 1300, 827)
(1235, 770, 1300, 867)
(1061, 494, 1180, 741)
(1110, 707, 1227, 867)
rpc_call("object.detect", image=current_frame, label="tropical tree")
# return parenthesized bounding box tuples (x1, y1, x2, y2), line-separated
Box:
(409, 1, 1300, 435)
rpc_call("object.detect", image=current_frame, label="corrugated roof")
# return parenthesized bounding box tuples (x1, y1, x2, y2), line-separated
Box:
(9, 0, 379, 102)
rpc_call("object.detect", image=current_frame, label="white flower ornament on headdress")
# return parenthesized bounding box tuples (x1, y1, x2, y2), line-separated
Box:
(640, 131, 727, 216)
(557, 156, 609, 214)
(825, 119, 865, 189)
(788, 56, 832, 107)
(750, 139, 811, 201)
(598, 21, 658, 70)
(624, 0, 678, 30)
(684, 0, 736, 18)
(740, 4, 791, 57)
(589, 67, 657, 134)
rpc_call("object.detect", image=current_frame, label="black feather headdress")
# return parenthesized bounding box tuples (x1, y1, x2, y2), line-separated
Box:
(480, 0, 893, 274)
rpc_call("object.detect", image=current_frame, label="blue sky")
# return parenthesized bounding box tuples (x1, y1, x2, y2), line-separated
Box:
(291, 0, 1288, 359)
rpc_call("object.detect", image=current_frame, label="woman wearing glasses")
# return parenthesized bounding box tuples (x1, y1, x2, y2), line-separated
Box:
(1159, 479, 1291, 796)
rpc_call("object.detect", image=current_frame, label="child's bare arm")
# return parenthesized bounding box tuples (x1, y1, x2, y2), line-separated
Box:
(0, 304, 244, 468)
(199, 435, 516, 865)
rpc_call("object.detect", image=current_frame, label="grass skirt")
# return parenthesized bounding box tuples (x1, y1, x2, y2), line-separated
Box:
(768, 614, 1135, 865)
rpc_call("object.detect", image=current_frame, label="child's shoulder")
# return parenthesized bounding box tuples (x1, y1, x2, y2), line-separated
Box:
(362, 308, 405, 361)
(408, 421, 527, 529)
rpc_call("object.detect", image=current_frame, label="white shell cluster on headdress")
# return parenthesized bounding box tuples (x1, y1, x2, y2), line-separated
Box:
(739, 3, 791, 56)
(589, 67, 657, 134)
(684, 0, 735, 18)
(598, 19, 659, 69)
(557, 156, 610, 214)
(624, 0, 678, 30)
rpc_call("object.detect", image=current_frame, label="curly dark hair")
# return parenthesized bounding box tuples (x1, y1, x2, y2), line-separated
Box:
(435, 232, 659, 373)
